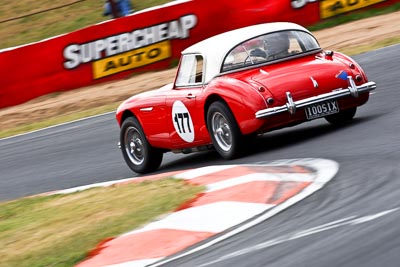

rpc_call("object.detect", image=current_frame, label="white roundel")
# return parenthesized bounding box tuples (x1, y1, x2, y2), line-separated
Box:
(172, 101, 195, 143)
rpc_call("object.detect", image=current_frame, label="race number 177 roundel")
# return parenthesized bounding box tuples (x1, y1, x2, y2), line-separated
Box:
(172, 101, 195, 142)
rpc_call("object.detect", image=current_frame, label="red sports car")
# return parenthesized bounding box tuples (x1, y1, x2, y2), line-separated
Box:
(116, 22, 376, 173)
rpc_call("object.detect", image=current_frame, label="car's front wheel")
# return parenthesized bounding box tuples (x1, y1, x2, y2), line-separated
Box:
(325, 107, 357, 125)
(207, 102, 243, 159)
(120, 117, 163, 174)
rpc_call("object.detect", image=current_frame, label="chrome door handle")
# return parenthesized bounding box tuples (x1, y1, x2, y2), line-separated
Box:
(186, 94, 196, 99)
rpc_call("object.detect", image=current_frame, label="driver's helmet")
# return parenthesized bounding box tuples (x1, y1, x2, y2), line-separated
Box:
(263, 32, 290, 58)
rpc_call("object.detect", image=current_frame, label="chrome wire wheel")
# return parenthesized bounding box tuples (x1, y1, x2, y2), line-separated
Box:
(124, 126, 145, 165)
(211, 112, 232, 152)
(120, 117, 163, 174)
(207, 101, 243, 159)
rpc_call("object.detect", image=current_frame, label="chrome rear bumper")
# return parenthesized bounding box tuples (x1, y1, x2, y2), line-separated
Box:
(255, 76, 376, 119)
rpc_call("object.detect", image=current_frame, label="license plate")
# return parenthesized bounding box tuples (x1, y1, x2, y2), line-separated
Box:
(305, 100, 339, 120)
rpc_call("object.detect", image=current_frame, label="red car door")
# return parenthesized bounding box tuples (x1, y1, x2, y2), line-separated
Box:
(165, 53, 208, 149)
(166, 86, 205, 149)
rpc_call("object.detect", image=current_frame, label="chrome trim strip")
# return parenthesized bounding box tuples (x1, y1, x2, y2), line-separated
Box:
(255, 77, 376, 119)
(140, 107, 154, 112)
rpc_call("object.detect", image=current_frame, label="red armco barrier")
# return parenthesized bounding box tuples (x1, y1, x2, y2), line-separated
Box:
(0, 0, 395, 109)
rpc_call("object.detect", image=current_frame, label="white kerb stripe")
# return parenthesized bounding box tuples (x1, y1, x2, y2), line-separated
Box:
(206, 173, 315, 193)
(174, 165, 236, 179)
(123, 201, 274, 235)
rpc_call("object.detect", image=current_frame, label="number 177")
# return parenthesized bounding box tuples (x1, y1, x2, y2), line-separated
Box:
(174, 112, 192, 133)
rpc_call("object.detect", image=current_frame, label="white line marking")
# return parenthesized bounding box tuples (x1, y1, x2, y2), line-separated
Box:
(46, 177, 137, 195)
(199, 207, 399, 266)
(350, 208, 398, 225)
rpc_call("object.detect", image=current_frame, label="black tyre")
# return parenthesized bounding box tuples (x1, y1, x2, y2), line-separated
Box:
(207, 102, 243, 159)
(120, 117, 163, 174)
(325, 107, 357, 125)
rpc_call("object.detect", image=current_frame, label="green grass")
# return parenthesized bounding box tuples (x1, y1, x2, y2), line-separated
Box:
(0, 0, 173, 49)
(340, 35, 400, 56)
(308, 2, 400, 31)
(1, 1, 398, 50)
(0, 179, 204, 267)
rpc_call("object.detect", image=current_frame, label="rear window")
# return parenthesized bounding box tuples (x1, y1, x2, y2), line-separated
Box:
(222, 30, 320, 72)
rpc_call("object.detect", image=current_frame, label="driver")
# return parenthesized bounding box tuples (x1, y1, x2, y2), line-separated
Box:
(263, 32, 290, 60)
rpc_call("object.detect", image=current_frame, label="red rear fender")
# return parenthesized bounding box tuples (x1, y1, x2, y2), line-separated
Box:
(205, 77, 268, 135)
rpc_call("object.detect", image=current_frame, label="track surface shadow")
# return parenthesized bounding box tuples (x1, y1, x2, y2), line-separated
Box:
(154, 114, 380, 175)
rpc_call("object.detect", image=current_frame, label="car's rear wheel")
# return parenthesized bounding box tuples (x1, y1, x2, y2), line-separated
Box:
(207, 102, 243, 159)
(120, 117, 163, 174)
(325, 107, 357, 125)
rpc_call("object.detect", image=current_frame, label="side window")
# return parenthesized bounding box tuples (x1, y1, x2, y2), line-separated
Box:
(175, 54, 204, 87)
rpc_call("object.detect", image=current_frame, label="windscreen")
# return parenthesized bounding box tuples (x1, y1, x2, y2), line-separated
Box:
(222, 30, 320, 72)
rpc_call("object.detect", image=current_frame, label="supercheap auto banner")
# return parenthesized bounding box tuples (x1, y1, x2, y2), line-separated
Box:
(0, 0, 396, 109)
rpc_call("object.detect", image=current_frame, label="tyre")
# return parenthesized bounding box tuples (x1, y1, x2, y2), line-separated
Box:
(120, 117, 163, 174)
(325, 107, 357, 125)
(207, 102, 243, 159)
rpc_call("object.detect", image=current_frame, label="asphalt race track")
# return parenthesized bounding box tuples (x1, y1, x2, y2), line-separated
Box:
(1, 44, 400, 266)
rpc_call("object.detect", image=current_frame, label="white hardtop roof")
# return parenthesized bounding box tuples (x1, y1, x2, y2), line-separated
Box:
(182, 22, 312, 83)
